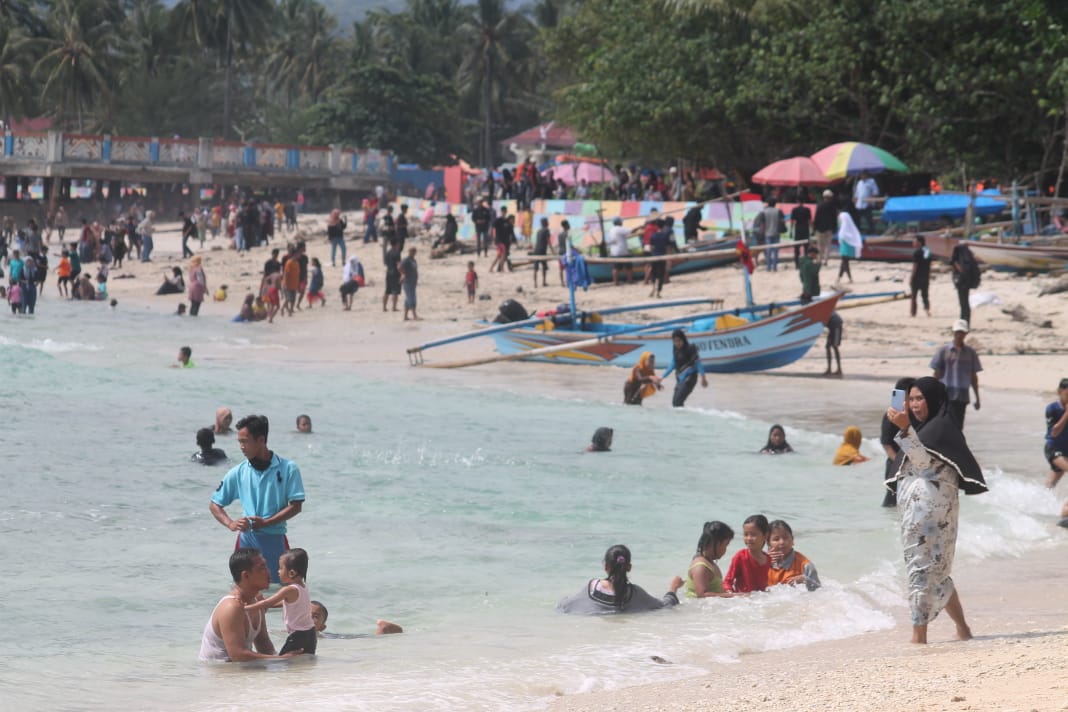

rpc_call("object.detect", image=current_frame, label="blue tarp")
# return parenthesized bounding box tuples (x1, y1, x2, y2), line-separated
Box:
(882, 191, 1007, 223)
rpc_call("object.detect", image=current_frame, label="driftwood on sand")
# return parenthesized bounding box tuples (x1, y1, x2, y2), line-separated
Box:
(1038, 274, 1068, 296)
(1001, 303, 1053, 328)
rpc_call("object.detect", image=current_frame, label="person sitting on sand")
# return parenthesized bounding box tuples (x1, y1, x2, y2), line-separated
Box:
(252, 296, 267, 321)
(760, 424, 794, 454)
(234, 294, 254, 322)
(557, 544, 683, 614)
(623, 352, 662, 406)
(586, 427, 613, 452)
(767, 519, 820, 590)
(157, 267, 185, 295)
(833, 426, 870, 465)
(310, 601, 403, 638)
(192, 427, 228, 465)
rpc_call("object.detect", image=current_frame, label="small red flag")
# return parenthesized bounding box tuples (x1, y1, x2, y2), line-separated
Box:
(735, 239, 755, 274)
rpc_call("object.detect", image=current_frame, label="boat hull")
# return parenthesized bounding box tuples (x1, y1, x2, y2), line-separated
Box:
(968, 242, 1068, 272)
(583, 241, 738, 283)
(489, 295, 841, 373)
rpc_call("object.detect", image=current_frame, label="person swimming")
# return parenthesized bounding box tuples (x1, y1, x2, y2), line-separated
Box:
(310, 600, 403, 638)
(833, 426, 870, 465)
(214, 407, 233, 435)
(296, 414, 312, 433)
(191, 427, 228, 465)
(587, 427, 613, 452)
(760, 424, 794, 454)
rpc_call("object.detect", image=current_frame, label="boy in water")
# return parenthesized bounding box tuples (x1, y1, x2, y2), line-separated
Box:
(310, 600, 403, 638)
(296, 414, 313, 433)
(173, 346, 195, 368)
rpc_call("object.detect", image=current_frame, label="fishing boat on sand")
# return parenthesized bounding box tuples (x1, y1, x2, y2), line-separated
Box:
(967, 241, 1068, 272)
(482, 293, 842, 372)
(408, 241, 902, 371)
(581, 239, 740, 283)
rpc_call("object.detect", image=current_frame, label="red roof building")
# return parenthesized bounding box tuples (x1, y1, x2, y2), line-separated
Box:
(500, 122, 577, 150)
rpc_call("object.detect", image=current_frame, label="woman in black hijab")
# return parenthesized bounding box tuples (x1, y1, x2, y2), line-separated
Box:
(662, 329, 707, 407)
(887, 376, 986, 644)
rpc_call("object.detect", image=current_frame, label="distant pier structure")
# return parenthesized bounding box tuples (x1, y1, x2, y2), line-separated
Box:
(0, 131, 393, 202)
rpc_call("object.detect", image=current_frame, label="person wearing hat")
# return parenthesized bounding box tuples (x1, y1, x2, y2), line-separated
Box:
(929, 320, 982, 429)
(812, 190, 838, 266)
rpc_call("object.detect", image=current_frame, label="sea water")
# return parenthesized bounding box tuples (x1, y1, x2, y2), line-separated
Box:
(0, 303, 1059, 711)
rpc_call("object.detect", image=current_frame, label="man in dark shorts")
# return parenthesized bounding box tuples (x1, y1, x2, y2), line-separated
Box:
(1043, 378, 1068, 526)
(383, 242, 401, 312)
(910, 235, 932, 317)
(472, 199, 491, 257)
(824, 311, 843, 376)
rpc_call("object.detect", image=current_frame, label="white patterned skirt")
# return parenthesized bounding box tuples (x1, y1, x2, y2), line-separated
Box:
(898, 462, 959, 626)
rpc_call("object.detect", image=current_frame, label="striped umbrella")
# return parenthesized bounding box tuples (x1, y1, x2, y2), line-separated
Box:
(810, 142, 908, 181)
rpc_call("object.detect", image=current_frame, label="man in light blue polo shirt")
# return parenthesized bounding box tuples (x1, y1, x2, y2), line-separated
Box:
(210, 414, 305, 583)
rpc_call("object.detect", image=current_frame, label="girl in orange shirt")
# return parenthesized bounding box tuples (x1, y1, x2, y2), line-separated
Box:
(56, 250, 72, 298)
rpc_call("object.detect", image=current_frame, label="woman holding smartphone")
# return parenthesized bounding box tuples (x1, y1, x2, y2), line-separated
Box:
(886, 376, 986, 644)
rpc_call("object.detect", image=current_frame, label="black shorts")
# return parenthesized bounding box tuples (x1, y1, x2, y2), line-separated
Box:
(385, 273, 401, 295)
(1046, 444, 1066, 472)
(339, 281, 359, 296)
(279, 627, 317, 655)
(826, 321, 842, 347)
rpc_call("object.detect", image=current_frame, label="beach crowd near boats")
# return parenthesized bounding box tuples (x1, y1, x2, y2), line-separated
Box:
(3, 162, 1068, 671)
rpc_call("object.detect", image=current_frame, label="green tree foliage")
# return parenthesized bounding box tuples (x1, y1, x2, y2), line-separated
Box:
(34, 0, 126, 132)
(3, 0, 1068, 185)
(301, 61, 462, 165)
(551, 0, 1068, 182)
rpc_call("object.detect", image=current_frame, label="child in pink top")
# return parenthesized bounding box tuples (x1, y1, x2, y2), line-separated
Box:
(245, 548, 317, 655)
(8, 281, 22, 314)
(724, 514, 770, 593)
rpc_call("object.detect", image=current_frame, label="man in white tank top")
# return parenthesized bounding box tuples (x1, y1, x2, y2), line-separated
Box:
(199, 548, 303, 662)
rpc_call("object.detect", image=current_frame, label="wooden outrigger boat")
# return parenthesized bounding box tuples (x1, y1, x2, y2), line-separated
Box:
(967, 242, 1068, 272)
(484, 293, 842, 372)
(408, 241, 901, 371)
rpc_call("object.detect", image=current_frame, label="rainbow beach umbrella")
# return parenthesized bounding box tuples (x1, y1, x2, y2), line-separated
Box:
(810, 142, 908, 181)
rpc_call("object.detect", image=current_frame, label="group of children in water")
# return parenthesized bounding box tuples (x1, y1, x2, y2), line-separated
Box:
(557, 515, 819, 614)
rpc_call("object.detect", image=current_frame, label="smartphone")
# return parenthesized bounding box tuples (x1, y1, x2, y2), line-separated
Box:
(890, 388, 906, 411)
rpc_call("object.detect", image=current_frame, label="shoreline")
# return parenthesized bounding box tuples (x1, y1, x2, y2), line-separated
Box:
(23, 212, 1068, 711)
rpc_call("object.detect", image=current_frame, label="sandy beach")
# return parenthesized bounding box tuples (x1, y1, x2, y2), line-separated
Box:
(49, 209, 1068, 711)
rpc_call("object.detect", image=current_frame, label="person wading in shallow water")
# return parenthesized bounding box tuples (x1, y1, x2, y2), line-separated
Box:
(209, 414, 305, 584)
(662, 329, 707, 407)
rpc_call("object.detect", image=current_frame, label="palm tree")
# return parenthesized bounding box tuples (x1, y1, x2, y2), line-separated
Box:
(0, 24, 34, 128)
(457, 0, 534, 167)
(171, 0, 274, 137)
(34, 0, 126, 132)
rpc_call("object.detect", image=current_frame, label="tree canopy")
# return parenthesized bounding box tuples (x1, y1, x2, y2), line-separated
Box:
(0, 0, 1067, 187)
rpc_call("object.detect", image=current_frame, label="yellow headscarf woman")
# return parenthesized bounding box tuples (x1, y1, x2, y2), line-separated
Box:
(623, 352, 662, 405)
(833, 426, 870, 465)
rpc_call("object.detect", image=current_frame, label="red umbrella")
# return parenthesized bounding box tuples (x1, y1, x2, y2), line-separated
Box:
(752, 157, 831, 187)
